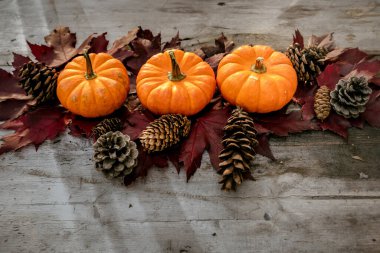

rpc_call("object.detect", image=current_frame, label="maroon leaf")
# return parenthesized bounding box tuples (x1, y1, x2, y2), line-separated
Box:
(88, 32, 109, 53)
(347, 60, 380, 81)
(179, 107, 230, 180)
(0, 99, 33, 121)
(12, 53, 32, 76)
(254, 107, 320, 137)
(308, 33, 335, 51)
(108, 27, 140, 61)
(254, 134, 275, 160)
(317, 64, 342, 90)
(293, 85, 318, 121)
(293, 29, 304, 48)
(363, 90, 380, 128)
(0, 107, 67, 154)
(333, 48, 367, 64)
(65, 113, 102, 139)
(122, 110, 155, 141)
(320, 113, 352, 138)
(162, 31, 181, 51)
(0, 69, 28, 100)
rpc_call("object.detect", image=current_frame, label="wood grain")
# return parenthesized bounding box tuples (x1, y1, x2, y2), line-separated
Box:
(1, 0, 380, 252)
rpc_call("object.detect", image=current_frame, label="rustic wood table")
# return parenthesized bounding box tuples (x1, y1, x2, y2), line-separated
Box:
(1, 0, 380, 252)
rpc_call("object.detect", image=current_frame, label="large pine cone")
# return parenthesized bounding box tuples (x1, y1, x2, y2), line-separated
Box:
(314, 86, 331, 121)
(92, 118, 123, 139)
(139, 114, 191, 153)
(330, 76, 372, 118)
(219, 108, 258, 191)
(19, 61, 58, 104)
(93, 131, 138, 178)
(286, 43, 328, 85)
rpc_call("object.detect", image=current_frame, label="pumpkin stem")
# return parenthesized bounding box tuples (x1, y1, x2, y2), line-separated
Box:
(251, 57, 267, 73)
(83, 50, 97, 80)
(168, 50, 186, 82)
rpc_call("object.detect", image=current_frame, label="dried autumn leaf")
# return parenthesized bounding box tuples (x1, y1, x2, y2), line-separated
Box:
(65, 113, 102, 139)
(0, 69, 28, 100)
(317, 64, 342, 90)
(179, 107, 230, 181)
(0, 99, 33, 121)
(11, 53, 32, 76)
(308, 32, 335, 51)
(293, 29, 304, 48)
(320, 113, 352, 138)
(255, 134, 275, 160)
(201, 33, 234, 57)
(0, 107, 67, 154)
(87, 32, 109, 53)
(162, 31, 182, 51)
(253, 106, 320, 137)
(27, 27, 106, 68)
(122, 110, 156, 141)
(362, 90, 380, 128)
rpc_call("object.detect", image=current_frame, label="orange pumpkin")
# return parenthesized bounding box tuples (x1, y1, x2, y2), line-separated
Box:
(217, 45, 297, 113)
(136, 49, 216, 116)
(57, 52, 130, 118)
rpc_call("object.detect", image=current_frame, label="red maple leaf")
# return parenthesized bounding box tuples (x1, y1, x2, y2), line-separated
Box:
(122, 110, 156, 141)
(179, 106, 230, 181)
(320, 113, 352, 138)
(363, 90, 380, 128)
(255, 134, 275, 160)
(0, 107, 68, 154)
(253, 106, 320, 137)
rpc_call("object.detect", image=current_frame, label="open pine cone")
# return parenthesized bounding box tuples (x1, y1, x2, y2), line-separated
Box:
(139, 114, 191, 153)
(93, 131, 138, 178)
(330, 76, 372, 118)
(286, 43, 328, 85)
(219, 108, 258, 191)
(18, 61, 58, 104)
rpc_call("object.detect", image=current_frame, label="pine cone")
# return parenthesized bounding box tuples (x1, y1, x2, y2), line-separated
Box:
(139, 114, 191, 153)
(219, 108, 258, 191)
(92, 118, 123, 139)
(314, 86, 331, 121)
(93, 131, 138, 178)
(330, 76, 372, 118)
(286, 43, 328, 85)
(18, 61, 58, 104)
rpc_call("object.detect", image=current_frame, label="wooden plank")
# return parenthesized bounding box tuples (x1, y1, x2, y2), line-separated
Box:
(1, 0, 379, 66)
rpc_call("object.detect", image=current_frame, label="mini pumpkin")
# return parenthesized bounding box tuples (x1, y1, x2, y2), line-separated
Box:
(136, 49, 216, 116)
(217, 45, 297, 113)
(56, 52, 130, 118)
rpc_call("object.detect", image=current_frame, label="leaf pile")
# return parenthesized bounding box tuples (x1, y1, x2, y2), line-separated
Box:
(0, 27, 379, 189)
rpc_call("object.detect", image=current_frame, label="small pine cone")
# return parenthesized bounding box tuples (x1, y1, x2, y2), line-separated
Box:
(18, 61, 59, 104)
(219, 108, 258, 191)
(286, 43, 328, 85)
(314, 86, 331, 121)
(139, 114, 191, 153)
(93, 131, 138, 178)
(92, 118, 123, 139)
(330, 76, 372, 118)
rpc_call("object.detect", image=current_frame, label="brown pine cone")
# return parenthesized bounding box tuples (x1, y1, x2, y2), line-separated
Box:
(314, 86, 331, 121)
(286, 43, 328, 85)
(18, 61, 58, 104)
(219, 108, 258, 191)
(139, 114, 191, 153)
(92, 118, 123, 139)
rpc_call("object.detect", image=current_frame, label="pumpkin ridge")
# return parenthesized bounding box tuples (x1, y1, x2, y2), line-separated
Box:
(66, 80, 86, 115)
(236, 73, 255, 108)
(263, 75, 281, 112)
(221, 71, 248, 103)
(187, 77, 213, 100)
(270, 72, 294, 102)
(97, 77, 122, 109)
(145, 82, 171, 113)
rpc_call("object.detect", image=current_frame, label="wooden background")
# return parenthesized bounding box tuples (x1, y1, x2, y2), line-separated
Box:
(1, 0, 380, 252)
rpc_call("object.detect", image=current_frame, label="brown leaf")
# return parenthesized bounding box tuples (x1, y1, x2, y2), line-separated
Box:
(162, 31, 182, 51)
(0, 99, 34, 121)
(0, 69, 28, 100)
(179, 106, 230, 181)
(201, 33, 234, 57)
(308, 32, 335, 51)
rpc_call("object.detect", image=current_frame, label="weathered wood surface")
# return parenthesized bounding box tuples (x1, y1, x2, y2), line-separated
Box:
(1, 0, 380, 252)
